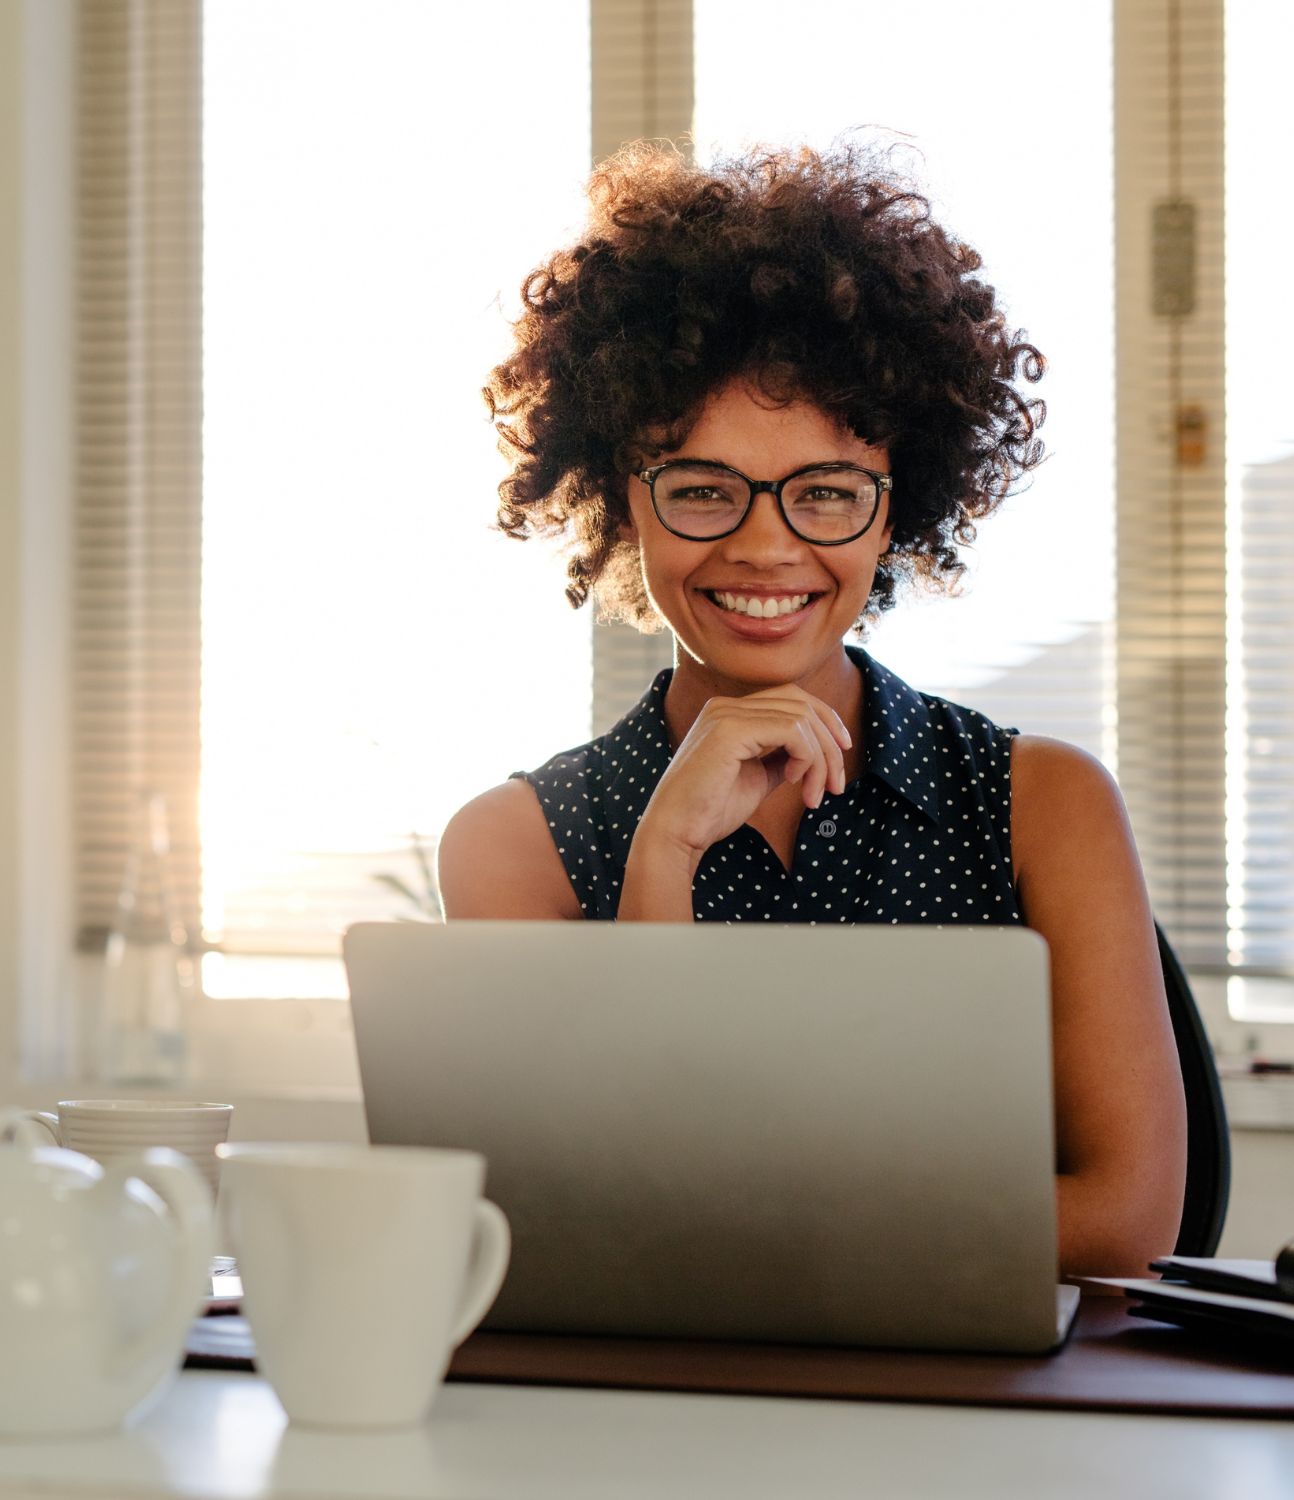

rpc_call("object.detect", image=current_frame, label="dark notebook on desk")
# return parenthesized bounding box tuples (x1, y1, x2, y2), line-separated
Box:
(1091, 1250, 1294, 1350)
(345, 921, 1080, 1356)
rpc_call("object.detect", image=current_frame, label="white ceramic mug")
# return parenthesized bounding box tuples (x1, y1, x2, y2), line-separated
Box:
(17, 1099, 233, 1199)
(216, 1143, 510, 1429)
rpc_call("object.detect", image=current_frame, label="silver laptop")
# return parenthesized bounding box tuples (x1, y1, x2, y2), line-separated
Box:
(344, 920, 1079, 1354)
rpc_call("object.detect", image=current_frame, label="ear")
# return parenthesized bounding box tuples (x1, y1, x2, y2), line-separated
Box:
(877, 485, 895, 551)
(617, 476, 642, 543)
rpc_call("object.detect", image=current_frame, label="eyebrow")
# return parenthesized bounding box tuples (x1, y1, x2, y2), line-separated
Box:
(664, 457, 869, 472)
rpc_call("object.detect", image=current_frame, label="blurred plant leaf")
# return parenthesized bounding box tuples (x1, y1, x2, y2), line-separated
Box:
(411, 830, 435, 893)
(372, 849, 441, 921)
(373, 872, 426, 908)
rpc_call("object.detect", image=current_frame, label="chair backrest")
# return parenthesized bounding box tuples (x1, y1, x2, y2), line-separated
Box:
(1157, 922, 1230, 1255)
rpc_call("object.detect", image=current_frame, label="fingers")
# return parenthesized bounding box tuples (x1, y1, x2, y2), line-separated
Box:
(773, 717, 827, 804)
(808, 714, 846, 806)
(748, 688, 851, 753)
(746, 690, 849, 807)
(646, 684, 857, 858)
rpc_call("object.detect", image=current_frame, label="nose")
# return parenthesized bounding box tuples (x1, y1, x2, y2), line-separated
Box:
(721, 490, 807, 561)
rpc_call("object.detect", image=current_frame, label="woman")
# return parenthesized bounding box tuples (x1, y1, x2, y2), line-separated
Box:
(438, 141, 1186, 1276)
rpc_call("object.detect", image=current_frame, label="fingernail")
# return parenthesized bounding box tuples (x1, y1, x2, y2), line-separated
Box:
(842, 728, 853, 748)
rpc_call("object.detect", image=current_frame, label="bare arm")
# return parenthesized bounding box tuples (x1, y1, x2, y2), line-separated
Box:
(1011, 734, 1187, 1277)
(437, 780, 583, 920)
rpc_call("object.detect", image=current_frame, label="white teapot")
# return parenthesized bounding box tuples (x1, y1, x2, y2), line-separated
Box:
(0, 1109, 213, 1436)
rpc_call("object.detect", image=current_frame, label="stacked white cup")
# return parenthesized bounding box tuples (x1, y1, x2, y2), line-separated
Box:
(17, 1099, 233, 1198)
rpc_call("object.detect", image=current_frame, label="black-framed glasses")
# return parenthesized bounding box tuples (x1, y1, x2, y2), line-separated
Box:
(634, 460, 892, 546)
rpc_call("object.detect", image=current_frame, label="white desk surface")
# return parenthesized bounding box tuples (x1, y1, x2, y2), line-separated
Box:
(0, 1370, 1292, 1500)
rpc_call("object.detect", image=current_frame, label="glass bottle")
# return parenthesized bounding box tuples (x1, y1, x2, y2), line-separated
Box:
(99, 790, 194, 1084)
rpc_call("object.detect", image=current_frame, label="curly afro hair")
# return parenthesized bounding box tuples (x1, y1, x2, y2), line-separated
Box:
(485, 139, 1045, 632)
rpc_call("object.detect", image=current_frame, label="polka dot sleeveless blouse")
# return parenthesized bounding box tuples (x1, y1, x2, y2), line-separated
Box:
(511, 646, 1024, 925)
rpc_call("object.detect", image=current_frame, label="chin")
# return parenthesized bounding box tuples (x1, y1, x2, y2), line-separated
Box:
(676, 634, 827, 685)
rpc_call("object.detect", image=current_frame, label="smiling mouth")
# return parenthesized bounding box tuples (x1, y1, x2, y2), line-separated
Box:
(703, 590, 818, 619)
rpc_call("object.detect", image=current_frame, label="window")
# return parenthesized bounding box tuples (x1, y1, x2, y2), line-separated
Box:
(200, 1, 593, 996)
(694, 0, 1114, 762)
(1224, 0, 1294, 1013)
(63, 0, 1294, 1068)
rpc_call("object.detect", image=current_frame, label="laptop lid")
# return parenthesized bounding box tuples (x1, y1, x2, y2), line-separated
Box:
(345, 920, 1074, 1354)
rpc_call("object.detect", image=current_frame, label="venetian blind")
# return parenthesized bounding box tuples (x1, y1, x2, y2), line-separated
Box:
(1224, 0, 1294, 976)
(73, 0, 203, 951)
(1114, 0, 1227, 970)
(589, 0, 691, 731)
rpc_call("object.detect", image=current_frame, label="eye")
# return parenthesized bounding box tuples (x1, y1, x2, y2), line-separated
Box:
(783, 468, 873, 512)
(796, 485, 854, 503)
(655, 466, 746, 506)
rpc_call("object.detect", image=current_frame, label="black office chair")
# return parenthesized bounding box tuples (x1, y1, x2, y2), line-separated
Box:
(1156, 922, 1230, 1255)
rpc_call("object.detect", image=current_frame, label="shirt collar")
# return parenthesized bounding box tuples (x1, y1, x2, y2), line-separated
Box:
(605, 648, 943, 826)
(600, 668, 675, 818)
(847, 645, 943, 824)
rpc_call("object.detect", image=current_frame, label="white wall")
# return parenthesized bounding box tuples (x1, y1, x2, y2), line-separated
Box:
(0, 0, 24, 1085)
(0, 0, 76, 1096)
(1219, 1131, 1294, 1259)
(0, 9, 13, 1051)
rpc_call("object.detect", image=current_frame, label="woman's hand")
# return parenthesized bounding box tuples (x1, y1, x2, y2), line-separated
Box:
(635, 685, 853, 871)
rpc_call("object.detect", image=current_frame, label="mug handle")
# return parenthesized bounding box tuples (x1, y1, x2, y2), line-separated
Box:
(95, 1147, 214, 1382)
(449, 1198, 511, 1347)
(0, 1109, 61, 1147)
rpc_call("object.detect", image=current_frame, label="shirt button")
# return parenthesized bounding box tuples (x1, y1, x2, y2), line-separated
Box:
(817, 819, 837, 838)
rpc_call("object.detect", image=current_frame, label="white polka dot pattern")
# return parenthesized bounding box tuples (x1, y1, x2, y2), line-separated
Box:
(510, 647, 1023, 926)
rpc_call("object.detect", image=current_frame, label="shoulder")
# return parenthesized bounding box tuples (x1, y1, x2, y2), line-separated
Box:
(1010, 734, 1126, 817)
(437, 779, 583, 920)
(1008, 734, 1140, 896)
(441, 778, 547, 840)
(515, 723, 618, 802)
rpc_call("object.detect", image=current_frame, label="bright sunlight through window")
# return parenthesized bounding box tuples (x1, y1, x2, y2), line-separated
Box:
(695, 0, 1114, 756)
(1224, 0, 1294, 996)
(202, 2, 592, 991)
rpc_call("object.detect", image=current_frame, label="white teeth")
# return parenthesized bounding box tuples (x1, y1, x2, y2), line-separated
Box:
(711, 592, 810, 617)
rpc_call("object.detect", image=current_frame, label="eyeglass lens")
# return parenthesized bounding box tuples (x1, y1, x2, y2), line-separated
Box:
(651, 463, 878, 542)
